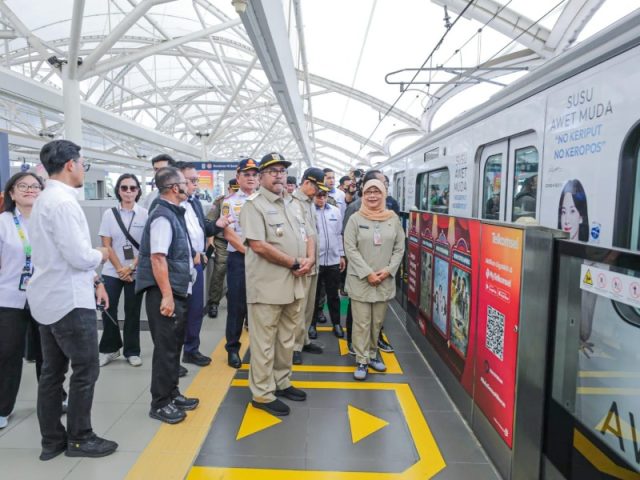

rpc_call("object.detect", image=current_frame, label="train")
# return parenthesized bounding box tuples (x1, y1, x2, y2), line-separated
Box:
(377, 10, 640, 474)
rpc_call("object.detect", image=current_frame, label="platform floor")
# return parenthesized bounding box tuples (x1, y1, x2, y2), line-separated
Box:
(0, 300, 499, 479)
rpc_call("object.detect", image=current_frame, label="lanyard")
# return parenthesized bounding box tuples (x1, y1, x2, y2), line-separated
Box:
(13, 212, 32, 270)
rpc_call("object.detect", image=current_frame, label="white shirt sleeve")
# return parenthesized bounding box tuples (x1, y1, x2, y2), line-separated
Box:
(50, 200, 103, 271)
(98, 209, 113, 238)
(150, 217, 172, 255)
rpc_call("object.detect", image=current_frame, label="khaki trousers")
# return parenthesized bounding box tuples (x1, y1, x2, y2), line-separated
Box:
(294, 273, 318, 351)
(351, 300, 388, 365)
(206, 237, 228, 306)
(248, 299, 303, 403)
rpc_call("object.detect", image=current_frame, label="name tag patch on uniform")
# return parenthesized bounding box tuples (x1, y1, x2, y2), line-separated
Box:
(358, 225, 370, 229)
(267, 210, 278, 215)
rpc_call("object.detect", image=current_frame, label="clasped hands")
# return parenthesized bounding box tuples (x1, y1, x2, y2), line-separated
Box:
(292, 257, 314, 277)
(367, 270, 390, 287)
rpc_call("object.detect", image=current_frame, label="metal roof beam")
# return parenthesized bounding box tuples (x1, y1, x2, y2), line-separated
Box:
(0, 1, 58, 61)
(432, 0, 551, 58)
(66, 0, 85, 79)
(239, 0, 313, 166)
(545, 0, 605, 52)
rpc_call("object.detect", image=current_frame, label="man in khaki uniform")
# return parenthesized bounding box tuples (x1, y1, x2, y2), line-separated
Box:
(241, 152, 315, 416)
(289, 167, 328, 364)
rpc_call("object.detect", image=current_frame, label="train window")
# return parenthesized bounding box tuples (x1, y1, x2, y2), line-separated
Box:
(482, 154, 502, 220)
(416, 169, 449, 213)
(511, 146, 539, 221)
(394, 173, 406, 211)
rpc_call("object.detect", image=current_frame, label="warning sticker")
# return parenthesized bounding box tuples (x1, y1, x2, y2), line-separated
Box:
(580, 264, 640, 308)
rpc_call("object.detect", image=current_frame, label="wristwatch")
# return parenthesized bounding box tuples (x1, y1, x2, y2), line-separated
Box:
(94, 275, 104, 288)
(291, 258, 301, 270)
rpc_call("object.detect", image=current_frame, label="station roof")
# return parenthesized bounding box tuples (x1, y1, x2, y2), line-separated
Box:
(0, 0, 637, 173)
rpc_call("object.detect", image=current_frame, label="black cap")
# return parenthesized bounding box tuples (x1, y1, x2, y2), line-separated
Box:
(236, 157, 259, 172)
(228, 178, 239, 191)
(259, 152, 292, 170)
(286, 176, 297, 185)
(302, 167, 329, 192)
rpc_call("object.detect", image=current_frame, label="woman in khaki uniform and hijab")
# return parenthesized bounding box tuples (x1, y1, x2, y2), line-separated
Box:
(344, 179, 405, 380)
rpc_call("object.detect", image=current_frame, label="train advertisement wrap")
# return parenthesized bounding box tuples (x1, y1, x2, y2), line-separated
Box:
(474, 225, 523, 448)
(407, 211, 421, 307)
(414, 212, 480, 396)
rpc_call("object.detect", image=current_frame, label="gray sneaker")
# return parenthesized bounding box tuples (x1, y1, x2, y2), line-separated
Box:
(368, 357, 387, 372)
(353, 363, 368, 381)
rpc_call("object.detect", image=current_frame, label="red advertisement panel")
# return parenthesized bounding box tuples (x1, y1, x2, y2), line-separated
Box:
(418, 213, 481, 396)
(474, 225, 523, 448)
(407, 212, 421, 306)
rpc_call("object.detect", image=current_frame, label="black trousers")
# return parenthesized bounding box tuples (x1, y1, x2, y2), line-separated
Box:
(225, 252, 247, 354)
(37, 308, 99, 449)
(0, 307, 30, 416)
(146, 287, 188, 410)
(99, 275, 143, 357)
(313, 265, 341, 327)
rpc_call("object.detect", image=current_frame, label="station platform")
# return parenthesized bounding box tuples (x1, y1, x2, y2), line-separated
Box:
(0, 299, 499, 480)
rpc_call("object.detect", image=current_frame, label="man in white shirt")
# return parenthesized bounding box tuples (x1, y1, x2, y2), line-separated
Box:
(323, 168, 346, 216)
(27, 140, 117, 461)
(140, 154, 176, 210)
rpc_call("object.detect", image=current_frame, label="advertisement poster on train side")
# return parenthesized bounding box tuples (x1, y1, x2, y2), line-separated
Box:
(419, 213, 480, 395)
(407, 211, 421, 307)
(539, 54, 640, 247)
(474, 224, 523, 448)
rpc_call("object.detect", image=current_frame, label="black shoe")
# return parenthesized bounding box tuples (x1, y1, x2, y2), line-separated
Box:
(179, 365, 188, 377)
(40, 442, 67, 461)
(208, 304, 218, 318)
(377, 337, 394, 353)
(292, 351, 302, 365)
(251, 399, 290, 416)
(182, 351, 212, 367)
(316, 311, 327, 324)
(228, 352, 242, 369)
(172, 394, 199, 411)
(333, 324, 344, 338)
(66, 435, 118, 458)
(149, 403, 186, 424)
(308, 325, 317, 339)
(302, 342, 323, 354)
(275, 386, 307, 402)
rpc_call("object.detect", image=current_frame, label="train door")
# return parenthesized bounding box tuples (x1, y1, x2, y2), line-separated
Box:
(393, 171, 406, 212)
(479, 142, 508, 221)
(478, 132, 539, 222)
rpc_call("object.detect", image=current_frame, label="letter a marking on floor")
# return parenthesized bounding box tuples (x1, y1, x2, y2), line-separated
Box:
(347, 405, 389, 444)
(236, 403, 282, 440)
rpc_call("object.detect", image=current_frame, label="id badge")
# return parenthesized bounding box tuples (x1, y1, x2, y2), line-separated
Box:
(19, 271, 32, 291)
(123, 244, 135, 260)
(299, 226, 308, 242)
(373, 224, 382, 246)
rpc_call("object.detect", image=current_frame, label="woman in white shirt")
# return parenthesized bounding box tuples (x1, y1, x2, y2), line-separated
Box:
(0, 172, 44, 429)
(98, 174, 148, 367)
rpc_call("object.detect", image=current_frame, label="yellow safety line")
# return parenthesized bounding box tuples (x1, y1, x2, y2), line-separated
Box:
(189, 381, 445, 479)
(125, 331, 249, 480)
(579, 371, 640, 378)
(577, 387, 640, 395)
(573, 429, 640, 480)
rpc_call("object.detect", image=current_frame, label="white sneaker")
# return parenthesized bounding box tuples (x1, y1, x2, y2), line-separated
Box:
(0, 416, 7, 429)
(99, 351, 120, 367)
(127, 355, 143, 367)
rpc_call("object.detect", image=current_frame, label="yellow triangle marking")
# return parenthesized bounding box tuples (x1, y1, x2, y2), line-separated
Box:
(338, 338, 349, 356)
(236, 403, 282, 440)
(583, 269, 593, 286)
(347, 405, 389, 444)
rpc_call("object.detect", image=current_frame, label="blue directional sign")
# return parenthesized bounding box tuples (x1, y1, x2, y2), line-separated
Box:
(193, 161, 237, 171)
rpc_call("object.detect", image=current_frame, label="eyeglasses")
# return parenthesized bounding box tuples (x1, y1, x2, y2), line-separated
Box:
(364, 190, 382, 196)
(76, 161, 90, 172)
(119, 185, 139, 192)
(187, 177, 199, 185)
(15, 183, 42, 192)
(263, 168, 288, 177)
(315, 193, 327, 198)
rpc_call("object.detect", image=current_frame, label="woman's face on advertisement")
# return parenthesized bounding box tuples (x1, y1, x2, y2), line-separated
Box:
(561, 192, 582, 240)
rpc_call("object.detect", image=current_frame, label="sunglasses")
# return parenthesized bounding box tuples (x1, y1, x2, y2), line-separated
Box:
(120, 185, 139, 192)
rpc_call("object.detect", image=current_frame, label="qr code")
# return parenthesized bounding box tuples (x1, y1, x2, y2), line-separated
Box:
(486, 306, 504, 361)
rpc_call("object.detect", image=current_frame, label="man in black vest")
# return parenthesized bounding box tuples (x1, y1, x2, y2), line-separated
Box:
(136, 167, 228, 424)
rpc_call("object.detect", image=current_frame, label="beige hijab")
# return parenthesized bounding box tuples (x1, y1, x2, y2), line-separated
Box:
(359, 179, 394, 221)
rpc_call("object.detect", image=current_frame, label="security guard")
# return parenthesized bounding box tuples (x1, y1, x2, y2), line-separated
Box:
(205, 179, 238, 318)
(223, 158, 259, 368)
(241, 152, 315, 416)
(289, 167, 328, 365)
